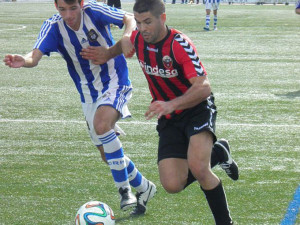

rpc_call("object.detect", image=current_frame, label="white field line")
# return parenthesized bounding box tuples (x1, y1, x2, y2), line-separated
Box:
(0, 25, 27, 32)
(0, 118, 300, 128)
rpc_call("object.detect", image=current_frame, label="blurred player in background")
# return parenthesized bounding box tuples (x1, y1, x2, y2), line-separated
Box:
(107, 0, 121, 9)
(203, 0, 220, 31)
(80, 0, 239, 223)
(3, 0, 156, 215)
(296, 0, 300, 14)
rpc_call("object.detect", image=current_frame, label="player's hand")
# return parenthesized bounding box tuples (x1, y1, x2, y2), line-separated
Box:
(145, 101, 175, 120)
(80, 46, 110, 65)
(121, 36, 135, 58)
(3, 54, 25, 68)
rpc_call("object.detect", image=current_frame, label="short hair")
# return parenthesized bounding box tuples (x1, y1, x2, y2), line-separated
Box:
(133, 0, 165, 18)
(54, 0, 82, 5)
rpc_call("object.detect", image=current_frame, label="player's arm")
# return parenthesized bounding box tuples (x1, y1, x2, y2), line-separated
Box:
(122, 12, 135, 40)
(80, 12, 135, 64)
(80, 40, 124, 65)
(145, 76, 211, 120)
(4, 49, 43, 68)
(80, 35, 134, 64)
(121, 12, 136, 57)
(168, 75, 211, 110)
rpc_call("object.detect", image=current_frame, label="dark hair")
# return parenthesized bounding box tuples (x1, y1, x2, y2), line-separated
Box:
(54, 0, 82, 5)
(133, 0, 165, 18)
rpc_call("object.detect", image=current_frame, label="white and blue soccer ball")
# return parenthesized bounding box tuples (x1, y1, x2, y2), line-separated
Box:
(75, 201, 115, 225)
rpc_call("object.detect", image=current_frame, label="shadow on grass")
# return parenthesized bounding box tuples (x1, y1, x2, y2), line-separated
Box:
(115, 214, 145, 223)
(275, 90, 300, 99)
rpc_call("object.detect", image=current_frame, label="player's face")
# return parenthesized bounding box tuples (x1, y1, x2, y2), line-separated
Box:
(56, 0, 82, 31)
(134, 11, 167, 44)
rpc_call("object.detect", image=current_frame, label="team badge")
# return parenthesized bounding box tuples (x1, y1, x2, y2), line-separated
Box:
(162, 55, 173, 69)
(87, 29, 98, 42)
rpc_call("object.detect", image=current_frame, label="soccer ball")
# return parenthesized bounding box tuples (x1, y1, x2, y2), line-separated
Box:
(75, 201, 115, 225)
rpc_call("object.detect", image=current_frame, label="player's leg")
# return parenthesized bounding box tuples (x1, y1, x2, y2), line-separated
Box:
(97, 145, 107, 163)
(213, 4, 218, 30)
(188, 131, 218, 189)
(94, 105, 136, 211)
(114, 0, 121, 9)
(204, 10, 211, 30)
(126, 155, 157, 215)
(204, 1, 212, 30)
(184, 140, 239, 188)
(184, 95, 238, 187)
(214, 139, 239, 180)
(107, 0, 113, 7)
(159, 158, 189, 193)
(156, 128, 236, 192)
(95, 86, 156, 214)
(188, 131, 233, 225)
(206, 93, 238, 179)
(95, 128, 156, 215)
(156, 120, 191, 193)
(82, 97, 137, 211)
(96, 124, 126, 163)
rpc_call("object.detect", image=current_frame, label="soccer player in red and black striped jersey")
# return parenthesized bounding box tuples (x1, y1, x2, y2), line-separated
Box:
(130, 1, 235, 223)
(81, 0, 239, 222)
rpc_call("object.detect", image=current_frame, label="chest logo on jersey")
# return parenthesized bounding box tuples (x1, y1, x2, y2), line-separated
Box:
(139, 60, 178, 78)
(162, 55, 173, 69)
(87, 29, 98, 42)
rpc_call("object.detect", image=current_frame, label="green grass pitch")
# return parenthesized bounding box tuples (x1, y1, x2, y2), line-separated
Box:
(0, 1, 299, 224)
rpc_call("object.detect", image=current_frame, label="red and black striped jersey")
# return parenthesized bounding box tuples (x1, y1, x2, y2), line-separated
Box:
(130, 27, 207, 118)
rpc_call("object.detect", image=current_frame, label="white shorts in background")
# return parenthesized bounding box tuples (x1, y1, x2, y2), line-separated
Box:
(205, 0, 220, 10)
(82, 85, 132, 146)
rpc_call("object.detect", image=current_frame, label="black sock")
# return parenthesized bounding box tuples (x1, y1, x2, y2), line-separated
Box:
(213, 143, 226, 163)
(201, 182, 233, 225)
(211, 147, 220, 168)
(184, 170, 196, 189)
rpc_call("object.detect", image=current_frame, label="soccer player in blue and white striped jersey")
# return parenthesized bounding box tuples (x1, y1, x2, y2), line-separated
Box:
(203, 0, 221, 31)
(4, 0, 156, 214)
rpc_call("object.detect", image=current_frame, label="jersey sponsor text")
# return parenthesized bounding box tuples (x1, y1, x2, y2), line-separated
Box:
(138, 60, 178, 78)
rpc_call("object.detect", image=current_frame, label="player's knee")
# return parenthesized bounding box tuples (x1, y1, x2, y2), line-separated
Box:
(189, 161, 210, 183)
(161, 179, 184, 193)
(94, 121, 111, 135)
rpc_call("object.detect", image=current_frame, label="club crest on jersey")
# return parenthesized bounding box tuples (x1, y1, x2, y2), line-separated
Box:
(87, 29, 98, 42)
(162, 55, 173, 69)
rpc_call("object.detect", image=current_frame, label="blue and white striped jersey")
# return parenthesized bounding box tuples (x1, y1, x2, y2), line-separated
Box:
(34, 0, 131, 103)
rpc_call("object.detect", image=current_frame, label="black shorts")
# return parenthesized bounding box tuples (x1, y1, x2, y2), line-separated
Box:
(107, 0, 121, 8)
(156, 94, 217, 163)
